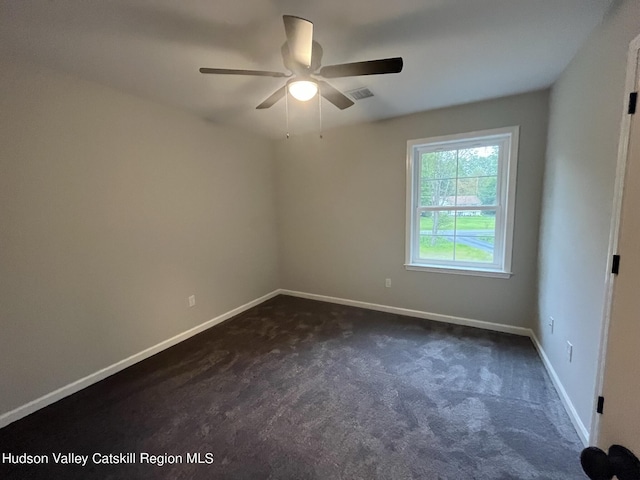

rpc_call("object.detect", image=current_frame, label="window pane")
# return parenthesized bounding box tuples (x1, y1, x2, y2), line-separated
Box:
(419, 235, 454, 261)
(454, 235, 495, 263)
(453, 210, 496, 234)
(453, 210, 496, 263)
(454, 176, 498, 207)
(419, 179, 456, 207)
(477, 176, 498, 206)
(457, 146, 499, 178)
(421, 150, 457, 180)
(418, 210, 455, 235)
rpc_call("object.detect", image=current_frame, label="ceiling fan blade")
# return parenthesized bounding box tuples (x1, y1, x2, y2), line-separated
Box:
(283, 15, 313, 68)
(199, 67, 289, 78)
(319, 57, 403, 78)
(318, 81, 354, 110)
(256, 86, 287, 109)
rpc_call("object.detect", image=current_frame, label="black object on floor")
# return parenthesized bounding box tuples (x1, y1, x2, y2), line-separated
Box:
(0, 295, 586, 479)
(581, 446, 613, 480)
(580, 443, 640, 480)
(609, 444, 640, 480)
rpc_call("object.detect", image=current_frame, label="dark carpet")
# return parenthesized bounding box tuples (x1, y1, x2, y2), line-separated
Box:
(0, 295, 585, 479)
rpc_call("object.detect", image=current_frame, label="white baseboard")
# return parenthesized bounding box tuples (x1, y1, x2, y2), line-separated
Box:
(279, 289, 531, 337)
(0, 290, 280, 429)
(529, 331, 589, 446)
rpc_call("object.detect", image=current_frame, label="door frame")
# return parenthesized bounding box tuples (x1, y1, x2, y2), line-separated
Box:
(590, 33, 640, 446)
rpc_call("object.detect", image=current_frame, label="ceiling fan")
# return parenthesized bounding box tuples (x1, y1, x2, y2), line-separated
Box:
(199, 15, 403, 111)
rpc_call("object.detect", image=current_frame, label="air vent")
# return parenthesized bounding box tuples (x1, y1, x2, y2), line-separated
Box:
(346, 87, 374, 101)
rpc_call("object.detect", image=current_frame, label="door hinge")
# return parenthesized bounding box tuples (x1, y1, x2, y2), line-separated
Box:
(597, 396, 605, 414)
(629, 92, 638, 115)
(612, 254, 621, 275)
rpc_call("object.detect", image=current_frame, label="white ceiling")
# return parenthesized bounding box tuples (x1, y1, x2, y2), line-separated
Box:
(0, 0, 613, 139)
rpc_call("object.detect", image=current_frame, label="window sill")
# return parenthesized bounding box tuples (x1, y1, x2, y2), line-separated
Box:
(404, 263, 513, 279)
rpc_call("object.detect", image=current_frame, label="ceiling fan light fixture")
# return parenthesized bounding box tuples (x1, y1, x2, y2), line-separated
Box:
(288, 80, 318, 101)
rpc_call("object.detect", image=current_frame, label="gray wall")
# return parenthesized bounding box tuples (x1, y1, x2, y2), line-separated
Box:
(0, 55, 279, 415)
(275, 91, 549, 328)
(536, 0, 639, 437)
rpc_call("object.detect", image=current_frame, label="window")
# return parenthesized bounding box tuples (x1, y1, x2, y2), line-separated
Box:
(405, 126, 519, 278)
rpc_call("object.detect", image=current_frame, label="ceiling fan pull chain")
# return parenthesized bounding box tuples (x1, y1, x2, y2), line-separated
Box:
(285, 89, 290, 139)
(318, 85, 323, 140)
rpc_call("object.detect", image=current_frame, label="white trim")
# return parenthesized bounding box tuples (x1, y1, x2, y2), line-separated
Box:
(281, 289, 588, 444)
(591, 33, 640, 446)
(530, 331, 589, 446)
(0, 290, 280, 429)
(503, 126, 519, 275)
(280, 289, 530, 336)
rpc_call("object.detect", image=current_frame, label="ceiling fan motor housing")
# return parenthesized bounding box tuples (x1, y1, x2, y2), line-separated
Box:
(281, 41, 323, 74)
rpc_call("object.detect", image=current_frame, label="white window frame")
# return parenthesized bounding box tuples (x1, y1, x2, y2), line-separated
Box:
(405, 126, 519, 278)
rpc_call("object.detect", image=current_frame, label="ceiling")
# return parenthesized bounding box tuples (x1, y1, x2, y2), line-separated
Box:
(0, 0, 613, 139)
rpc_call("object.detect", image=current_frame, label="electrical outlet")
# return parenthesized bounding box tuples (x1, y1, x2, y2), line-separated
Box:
(548, 316, 554, 334)
(566, 341, 573, 363)
(188, 295, 196, 308)
(385, 278, 392, 288)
